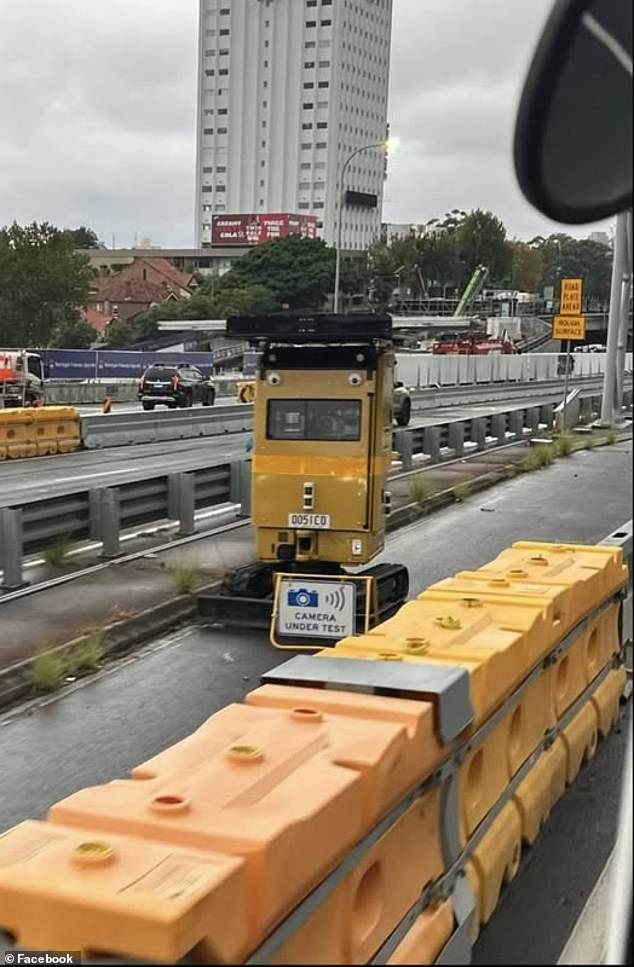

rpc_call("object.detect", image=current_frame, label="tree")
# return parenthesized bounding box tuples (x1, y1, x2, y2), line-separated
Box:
(212, 284, 280, 318)
(0, 222, 93, 347)
(49, 316, 97, 349)
(418, 232, 463, 295)
(454, 209, 511, 284)
(537, 234, 612, 303)
(220, 235, 335, 308)
(63, 226, 102, 250)
(511, 241, 543, 292)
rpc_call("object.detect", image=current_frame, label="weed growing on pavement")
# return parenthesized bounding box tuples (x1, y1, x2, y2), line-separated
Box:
(534, 444, 556, 467)
(67, 633, 105, 674)
(408, 474, 435, 505)
(169, 561, 204, 595)
(453, 480, 472, 502)
(556, 434, 574, 457)
(32, 649, 66, 691)
(44, 538, 74, 568)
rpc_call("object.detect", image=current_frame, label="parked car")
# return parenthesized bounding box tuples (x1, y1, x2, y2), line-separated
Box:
(138, 363, 215, 410)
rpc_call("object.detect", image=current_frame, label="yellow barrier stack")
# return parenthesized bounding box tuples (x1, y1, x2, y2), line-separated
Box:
(32, 406, 81, 455)
(0, 407, 80, 459)
(0, 537, 629, 964)
(0, 409, 36, 459)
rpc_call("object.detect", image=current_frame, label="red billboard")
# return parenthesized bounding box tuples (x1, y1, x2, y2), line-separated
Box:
(211, 212, 319, 246)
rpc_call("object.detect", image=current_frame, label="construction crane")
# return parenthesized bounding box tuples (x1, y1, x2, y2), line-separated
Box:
(453, 264, 490, 318)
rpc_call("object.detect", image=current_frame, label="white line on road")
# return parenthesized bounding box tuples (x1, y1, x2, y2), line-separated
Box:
(558, 853, 614, 965)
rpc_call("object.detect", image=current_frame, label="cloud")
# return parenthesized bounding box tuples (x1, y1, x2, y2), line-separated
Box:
(0, 0, 612, 248)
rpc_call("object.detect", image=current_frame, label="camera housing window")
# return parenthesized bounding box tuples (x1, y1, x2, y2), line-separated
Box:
(267, 399, 362, 441)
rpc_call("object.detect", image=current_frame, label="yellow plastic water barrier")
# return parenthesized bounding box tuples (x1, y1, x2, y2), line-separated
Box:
(0, 536, 627, 964)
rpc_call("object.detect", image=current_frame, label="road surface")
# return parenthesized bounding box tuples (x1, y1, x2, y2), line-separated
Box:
(0, 440, 631, 964)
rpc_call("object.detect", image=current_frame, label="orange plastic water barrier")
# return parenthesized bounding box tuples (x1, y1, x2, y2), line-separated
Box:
(0, 537, 627, 965)
(0, 821, 248, 964)
(48, 696, 447, 959)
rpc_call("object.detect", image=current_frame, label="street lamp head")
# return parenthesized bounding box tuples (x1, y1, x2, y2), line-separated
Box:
(386, 135, 400, 154)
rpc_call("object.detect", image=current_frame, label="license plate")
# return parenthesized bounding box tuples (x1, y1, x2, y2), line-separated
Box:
(288, 513, 331, 529)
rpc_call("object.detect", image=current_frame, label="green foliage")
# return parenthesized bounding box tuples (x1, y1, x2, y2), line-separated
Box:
(534, 444, 556, 467)
(511, 241, 543, 292)
(0, 222, 93, 347)
(49, 316, 97, 349)
(453, 480, 472, 502)
(63, 226, 102, 250)
(44, 538, 74, 568)
(168, 561, 204, 595)
(66, 633, 105, 674)
(104, 314, 160, 348)
(521, 445, 556, 472)
(212, 283, 280, 318)
(536, 233, 612, 302)
(32, 649, 66, 692)
(408, 474, 435, 505)
(454, 209, 511, 284)
(605, 429, 617, 445)
(222, 235, 335, 308)
(556, 433, 574, 457)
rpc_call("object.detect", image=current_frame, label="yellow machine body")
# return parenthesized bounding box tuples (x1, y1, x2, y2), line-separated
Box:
(252, 346, 394, 566)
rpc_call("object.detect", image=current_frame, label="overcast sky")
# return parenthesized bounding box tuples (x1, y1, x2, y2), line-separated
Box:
(0, 0, 611, 248)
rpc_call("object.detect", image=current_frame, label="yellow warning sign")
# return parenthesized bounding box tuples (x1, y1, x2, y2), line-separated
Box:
(560, 278, 583, 315)
(553, 315, 586, 341)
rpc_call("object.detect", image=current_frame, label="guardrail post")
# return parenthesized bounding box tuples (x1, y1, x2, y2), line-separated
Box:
(393, 429, 413, 471)
(509, 411, 524, 438)
(579, 397, 594, 425)
(539, 403, 554, 428)
(230, 460, 252, 518)
(99, 489, 121, 559)
(448, 421, 465, 456)
(470, 417, 486, 450)
(423, 426, 440, 461)
(89, 490, 102, 541)
(525, 406, 540, 434)
(490, 413, 506, 444)
(0, 508, 27, 590)
(168, 473, 196, 536)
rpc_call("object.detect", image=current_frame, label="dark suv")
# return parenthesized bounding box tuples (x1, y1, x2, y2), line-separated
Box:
(138, 363, 216, 410)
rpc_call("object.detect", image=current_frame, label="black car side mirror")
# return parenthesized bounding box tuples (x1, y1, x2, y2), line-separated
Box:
(514, 0, 632, 222)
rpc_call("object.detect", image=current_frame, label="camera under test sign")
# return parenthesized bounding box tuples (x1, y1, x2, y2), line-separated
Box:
(276, 578, 357, 642)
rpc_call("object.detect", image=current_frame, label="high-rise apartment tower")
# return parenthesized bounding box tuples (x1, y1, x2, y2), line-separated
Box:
(195, 0, 393, 250)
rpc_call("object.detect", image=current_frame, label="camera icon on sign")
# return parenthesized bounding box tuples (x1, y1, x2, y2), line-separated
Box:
(288, 589, 319, 608)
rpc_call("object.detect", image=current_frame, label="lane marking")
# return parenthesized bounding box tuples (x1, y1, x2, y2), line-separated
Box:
(558, 853, 614, 965)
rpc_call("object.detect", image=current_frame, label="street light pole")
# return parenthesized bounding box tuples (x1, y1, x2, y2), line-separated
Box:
(333, 141, 387, 314)
(600, 212, 628, 426)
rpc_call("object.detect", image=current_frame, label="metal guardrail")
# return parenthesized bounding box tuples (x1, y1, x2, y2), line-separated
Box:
(0, 400, 561, 592)
(78, 375, 629, 450)
(1, 384, 632, 590)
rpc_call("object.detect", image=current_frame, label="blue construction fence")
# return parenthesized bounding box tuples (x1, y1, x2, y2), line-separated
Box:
(34, 349, 215, 380)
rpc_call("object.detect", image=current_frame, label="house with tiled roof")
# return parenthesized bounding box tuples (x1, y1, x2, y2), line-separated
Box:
(86, 257, 194, 324)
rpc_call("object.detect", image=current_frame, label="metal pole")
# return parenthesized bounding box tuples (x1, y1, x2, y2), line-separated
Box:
(562, 340, 571, 429)
(333, 187, 345, 314)
(600, 213, 628, 426)
(333, 142, 386, 314)
(615, 211, 632, 415)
